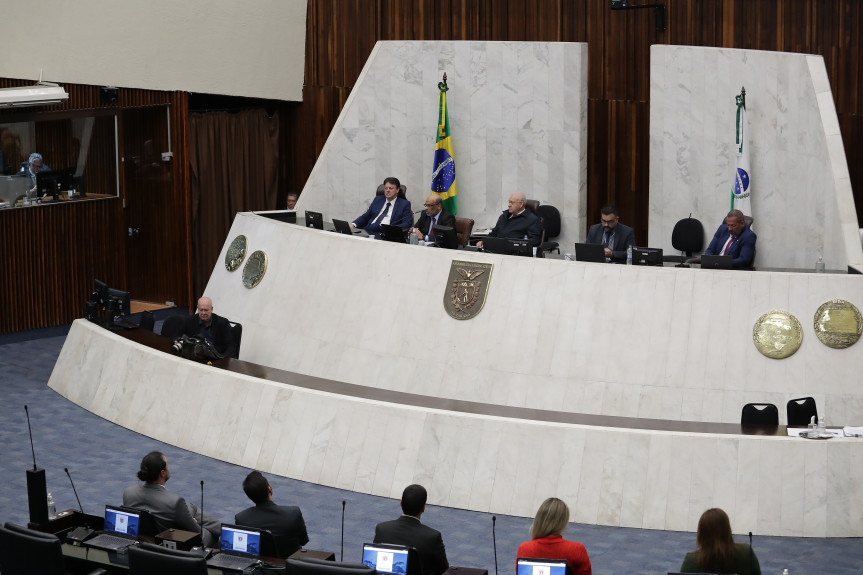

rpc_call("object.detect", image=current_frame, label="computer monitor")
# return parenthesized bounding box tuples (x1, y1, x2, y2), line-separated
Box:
(631, 246, 663, 266)
(362, 543, 417, 575)
(258, 210, 297, 224)
(700, 254, 734, 269)
(516, 557, 568, 575)
(482, 236, 534, 257)
(380, 223, 407, 243)
(574, 242, 606, 263)
(305, 210, 324, 230)
(432, 225, 458, 249)
(35, 167, 76, 199)
(107, 287, 131, 317)
(93, 278, 109, 307)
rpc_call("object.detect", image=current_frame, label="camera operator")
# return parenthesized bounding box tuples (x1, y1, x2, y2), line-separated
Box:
(173, 297, 237, 359)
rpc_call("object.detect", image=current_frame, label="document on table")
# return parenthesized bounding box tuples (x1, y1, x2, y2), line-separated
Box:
(844, 426, 863, 438)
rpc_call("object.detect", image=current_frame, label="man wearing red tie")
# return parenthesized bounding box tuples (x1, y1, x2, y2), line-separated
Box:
(412, 194, 455, 243)
(703, 209, 757, 268)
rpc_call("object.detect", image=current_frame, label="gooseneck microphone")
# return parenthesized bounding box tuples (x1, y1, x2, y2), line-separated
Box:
(749, 531, 753, 572)
(340, 500, 346, 561)
(492, 516, 498, 575)
(25, 405, 37, 470)
(24, 405, 49, 525)
(65, 468, 95, 542)
(200, 480, 207, 553)
(388, 209, 423, 230)
(65, 468, 86, 516)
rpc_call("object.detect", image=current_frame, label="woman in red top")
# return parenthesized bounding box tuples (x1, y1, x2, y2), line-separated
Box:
(516, 498, 592, 575)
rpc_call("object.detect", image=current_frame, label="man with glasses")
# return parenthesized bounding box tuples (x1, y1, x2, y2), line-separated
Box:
(477, 192, 543, 248)
(412, 194, 455, 243)
(585, 204, 635, 262)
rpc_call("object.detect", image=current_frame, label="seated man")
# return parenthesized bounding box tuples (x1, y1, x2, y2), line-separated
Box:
(286, 193, 299, 210)
(585, 204, 635, 263)
(702, 209, 757, 268)
(235, 471, 309, 558)
(176, 296, 237, 358)
(123, 451, 221, 546)
(412, 194, 455, 243)
(18, 152, 50, 190)
(352, 177, 414, 237)
(374, 484, 449, 575)
(477, 192, 542, 248)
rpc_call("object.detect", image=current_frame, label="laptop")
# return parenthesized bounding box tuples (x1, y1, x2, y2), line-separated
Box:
(361, 542, 416, 575)
(574, 242, 606, 263)
(207, 523, 265, 571)
(701, 254, 734, 269)
(516, 557, 569, 575)
(332, 218, 355, 235)
(305, 210, 324, 230)
(84, 504, 143, 552)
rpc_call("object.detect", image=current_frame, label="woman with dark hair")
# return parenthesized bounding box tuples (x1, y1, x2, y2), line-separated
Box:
(680, 508, 761, 575)
(516, 498, 591, 575)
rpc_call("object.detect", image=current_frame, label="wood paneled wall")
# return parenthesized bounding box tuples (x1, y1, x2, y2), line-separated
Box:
(292, 0, 863, 243)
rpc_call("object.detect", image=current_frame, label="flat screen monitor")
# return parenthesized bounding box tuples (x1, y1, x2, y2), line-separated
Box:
(362, 543, 414, 575)
(632, 246, 663, 266)
(380, 223, 407, 243)
(305, 210, 324, 230)
(574, 242, 606, 263)
(93, 278, 109, 306)
(36, 167, 76, 199)
(516, 558, 568, 575)
(107, 287, 131, 316)
(701, 254, 734, 269)
(258, 210, 297, 224)
(104, 504, 141, 536)
(482, 236, 533, 257)
(432, 224, 458, 249)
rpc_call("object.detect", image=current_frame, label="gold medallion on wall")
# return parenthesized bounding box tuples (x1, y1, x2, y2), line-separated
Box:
(225, 235, 248, 271)
(813, 299, 863, 349)
(444, 260, 493, 320)
(753, 310, 803, 359)
(242, 250, 267, 288)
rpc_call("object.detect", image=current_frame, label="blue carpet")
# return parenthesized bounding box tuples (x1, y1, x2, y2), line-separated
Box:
(0, 328, 859, 575)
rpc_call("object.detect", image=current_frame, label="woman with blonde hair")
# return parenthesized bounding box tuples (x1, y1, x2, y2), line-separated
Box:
(680, 508, 761, 575)
(516, 498, 591, 575)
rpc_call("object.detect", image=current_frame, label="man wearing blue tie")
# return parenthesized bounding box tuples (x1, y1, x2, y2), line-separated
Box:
(352, 177, 414, 237)
(702, 209, 757, 268)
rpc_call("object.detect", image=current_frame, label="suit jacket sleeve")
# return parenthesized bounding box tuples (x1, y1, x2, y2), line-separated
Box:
(171, 496, 202, 534)
(611, 225, 635, 262)
(437, 210, 456, 229)
(527, 213, 543, 247)
(429, 530, 449, 575)
(297, 510, 310, 546)
(354, 196, 383, 229)
(704, 225, 725, 256)
(415, 212, 432, 236)
(391, 198, 414, 230)
(732, 229, 757, 268)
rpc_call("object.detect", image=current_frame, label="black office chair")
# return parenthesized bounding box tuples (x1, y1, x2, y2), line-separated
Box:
(0, 521, 107, 575)
(160, 314, 187, 339)
(288, 557, 376, 575)
(664, 216, 704, 264)
(229, 322, 243, 359)
(128, 542, 208, 575)
(535, 204, 561, 255)
(787, 397, 818, 426)
(139, 310, 156, 332)
(741, 403, 779, 425)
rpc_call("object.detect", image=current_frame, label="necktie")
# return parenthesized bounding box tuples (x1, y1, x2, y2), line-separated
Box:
(722, 236, 734, 255)
(429, 217, 436, 240)
(372, 202, 391, 227)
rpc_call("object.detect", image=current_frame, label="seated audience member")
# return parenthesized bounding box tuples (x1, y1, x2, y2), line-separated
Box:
(374, 484, 449, 575)
(176, 296, 237, 358)
(516, 497, 591, 575)
(701, 209, 757, 268)
(477, 192, 543, 248)
(584, 205, 635, 263)
(20, 152, 50, 189)
(352, 177, 414, 237)
(235, 471, 309, 558)
(412, 194, 455, 243)
(287, 193, 299, 210)
(123, 451, 221, 546)
(679, 508, 761, 575)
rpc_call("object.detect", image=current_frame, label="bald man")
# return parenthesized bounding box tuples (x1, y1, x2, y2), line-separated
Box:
(478, 192, 543, 248)
(176, 296, 237, 358)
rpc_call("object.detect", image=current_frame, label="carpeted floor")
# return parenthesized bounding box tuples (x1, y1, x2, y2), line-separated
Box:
(0, 319, 859, 575)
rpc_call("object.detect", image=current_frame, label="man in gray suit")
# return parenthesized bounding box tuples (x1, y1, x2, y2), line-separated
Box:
(374, 484, 449, 575)
(123, 451, 221, 546)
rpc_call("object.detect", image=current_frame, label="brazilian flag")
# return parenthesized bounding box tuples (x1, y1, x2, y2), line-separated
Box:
(431, 77, 457, 215)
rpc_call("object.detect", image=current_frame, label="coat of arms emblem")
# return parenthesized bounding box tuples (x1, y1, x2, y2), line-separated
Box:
(444, 260, 493, 319)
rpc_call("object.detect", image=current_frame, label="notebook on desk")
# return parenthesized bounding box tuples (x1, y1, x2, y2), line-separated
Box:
(700, 254, 734, 269)
(84, 504, 143, 552)
(207, 523, 264, 572)
(574, 242, 606, 263)
(332, 218, 355, 235)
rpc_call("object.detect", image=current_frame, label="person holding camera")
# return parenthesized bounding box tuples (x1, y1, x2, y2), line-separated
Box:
(175, 296, 237, 358)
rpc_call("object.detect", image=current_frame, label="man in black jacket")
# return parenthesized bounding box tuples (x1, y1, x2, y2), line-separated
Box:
(235, 471, 309, 558)
(177, 296, 237, 358)
(478, 192, 543, 248)
(412, 194, 456, 243)
(374, 484, 449, 575)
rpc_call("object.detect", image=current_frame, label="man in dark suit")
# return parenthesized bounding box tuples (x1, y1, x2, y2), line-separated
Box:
(352, 176, 414, 237)
(374, 484, 449, 575)
(412, 194, 455, 244)
(585, 204, 635, 262)
(235, 471, 309, 558)
(703, 209, 757, 268)
(123, 451, 221, 546)
(477, 192, 543, 248)
(176, 296, 237, 358)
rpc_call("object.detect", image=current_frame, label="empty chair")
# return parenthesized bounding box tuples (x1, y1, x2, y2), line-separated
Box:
(160, 314, 187, 340)
(139, 310, 156, 332)
(741, 403, 779, 425)
(128, 542, 207, 575)
(535, 204, 561, 255)
(229, 322, 243, 359)
(787, 396, 818, 426)
(287, 557, 375, 575)
(0, 521, 106, 575)
(665, 216, 704, 264)
(453, 216, 474, 247)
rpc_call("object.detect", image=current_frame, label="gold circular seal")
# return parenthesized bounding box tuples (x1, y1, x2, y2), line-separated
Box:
(225, 235, 248, 272)
(753, 310, 803, 359)
(813, 299, 863, 349)
(242, 250, 267, 288)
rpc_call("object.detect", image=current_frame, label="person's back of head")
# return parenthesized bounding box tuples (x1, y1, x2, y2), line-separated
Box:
(530, 497, 570, 540)
(243, 471, 271, 505)
(696, 508, 736, 570)
(137, 451, 166, 482)
(400, 484, 427, 517)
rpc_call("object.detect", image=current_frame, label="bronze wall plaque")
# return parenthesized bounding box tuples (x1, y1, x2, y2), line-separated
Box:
(225, 235, 247, 271)
(753, 310, 803, 359)
(444, 260, 493, 320)
(814, 299, 863, 349)
(242, 250, 267, 288)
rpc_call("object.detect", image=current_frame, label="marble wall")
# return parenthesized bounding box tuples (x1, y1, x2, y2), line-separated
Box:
(299, 41, 588, 253)
(649, 46, 863, 271)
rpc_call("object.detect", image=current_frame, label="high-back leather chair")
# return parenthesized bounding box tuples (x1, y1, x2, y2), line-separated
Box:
(0, 522, 69, 575)
(453, 216, 474, 247)
(524, 198, 540, 213)
(666, 217, 704, 263)
(160, 314, 186, 340)
(787, 397, 818, 426)
(128, 542, 208, 575)
(741, 403, 779, 425)
(535, 204, 561, 255)
(229, 322, 243, 359)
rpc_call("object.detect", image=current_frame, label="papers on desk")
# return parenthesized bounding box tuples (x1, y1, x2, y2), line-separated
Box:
(844, 426, 863, 438)
(473, 228, 492, 236)
(787, 427, 846, 438)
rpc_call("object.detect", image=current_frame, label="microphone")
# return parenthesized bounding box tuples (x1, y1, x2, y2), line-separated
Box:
(388, 208, 422, 230)
(194, 480, 212, 557)
(65, 468, 95, 543)
(492, 516, 498, 575)
(749, 531, 753, 572)
(340, 500, 346, 561)
(24, 405, 49, 525)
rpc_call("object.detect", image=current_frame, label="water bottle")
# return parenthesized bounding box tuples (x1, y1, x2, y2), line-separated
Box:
(815, 256, 825, 273)
(626, 245, 633, 265)
(47, 492, 57, 519)
(782, 569, 790, 575)
(817, 413, 827, 436)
